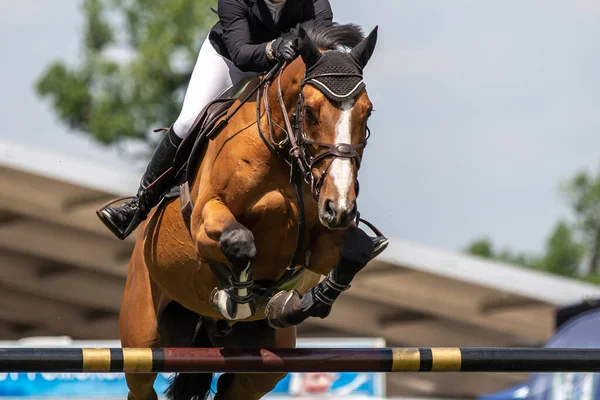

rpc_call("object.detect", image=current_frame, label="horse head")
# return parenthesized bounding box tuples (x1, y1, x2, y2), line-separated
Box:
(295, 24, 378, 230)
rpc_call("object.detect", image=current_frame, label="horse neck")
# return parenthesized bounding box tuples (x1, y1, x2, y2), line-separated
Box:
(188, 60, 307, 200)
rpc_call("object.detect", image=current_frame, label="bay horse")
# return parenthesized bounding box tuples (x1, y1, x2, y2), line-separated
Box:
(119, 21, 385, 400)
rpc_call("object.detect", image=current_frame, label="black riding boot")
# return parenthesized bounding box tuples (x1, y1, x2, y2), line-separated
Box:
(97, 128, 183, 239)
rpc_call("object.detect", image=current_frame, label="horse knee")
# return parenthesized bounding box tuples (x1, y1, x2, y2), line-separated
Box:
(220, 222, 256, 267)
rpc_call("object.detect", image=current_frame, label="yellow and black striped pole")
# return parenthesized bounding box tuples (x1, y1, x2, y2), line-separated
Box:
(1, 347, 600, 373)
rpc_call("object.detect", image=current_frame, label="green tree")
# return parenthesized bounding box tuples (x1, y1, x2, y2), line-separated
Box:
(35, 0, 217, 149)
(463, 166, 600, 282)
(463, 237, 535, 268)
(540, 220, 586, 277)
(562, 168, 600, 274)
(464, 237, 494, 259)
(464, 222, 585, 278)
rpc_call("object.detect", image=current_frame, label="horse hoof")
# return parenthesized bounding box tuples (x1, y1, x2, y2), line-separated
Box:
(210, 288, 256, 321)
(265, 290, 300, 329)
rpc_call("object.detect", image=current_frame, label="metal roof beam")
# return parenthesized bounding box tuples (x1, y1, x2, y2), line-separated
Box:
(60, 192, 116, 213)
(0, 185, 135, 240)
(0, 250, 124, 312)
(0, 287, 117, 339)
(305, 295, 527, 347)
(0, 219, 130, 278)
(349, 272, 554, 342)
(377, 239, 600, 305)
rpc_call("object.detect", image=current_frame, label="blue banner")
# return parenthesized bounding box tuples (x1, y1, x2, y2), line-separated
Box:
(0, 371, 383, 398)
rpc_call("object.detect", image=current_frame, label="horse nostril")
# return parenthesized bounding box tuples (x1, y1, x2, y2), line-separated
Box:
(324, 200, 335, 217)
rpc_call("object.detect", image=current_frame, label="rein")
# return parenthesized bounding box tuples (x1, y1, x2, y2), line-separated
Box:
(254, 62, 371, 296)
(255, 64, 306, 296)
(179, 59, 375, 299)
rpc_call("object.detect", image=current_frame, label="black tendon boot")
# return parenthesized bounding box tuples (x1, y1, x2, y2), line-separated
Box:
(97, 128, 183, 239)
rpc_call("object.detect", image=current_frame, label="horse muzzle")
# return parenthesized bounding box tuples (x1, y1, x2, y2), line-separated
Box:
(318, 198, 357, 230)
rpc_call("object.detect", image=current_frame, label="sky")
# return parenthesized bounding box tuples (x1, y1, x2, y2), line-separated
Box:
(1, 0, 600, 256)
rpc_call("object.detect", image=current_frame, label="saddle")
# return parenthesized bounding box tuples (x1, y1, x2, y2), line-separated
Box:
(167, 77, 256, 191)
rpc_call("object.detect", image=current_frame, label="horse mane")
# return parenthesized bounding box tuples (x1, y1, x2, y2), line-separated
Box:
(299, 20, 365, 51)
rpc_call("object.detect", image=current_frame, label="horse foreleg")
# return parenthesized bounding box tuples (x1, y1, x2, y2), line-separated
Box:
(213, 321, 296, 400)
(196, 199, 257, 321)
(265, 226, 373, 328)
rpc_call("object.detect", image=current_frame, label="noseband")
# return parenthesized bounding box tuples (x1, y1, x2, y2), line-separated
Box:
(257, 65, 370, 201)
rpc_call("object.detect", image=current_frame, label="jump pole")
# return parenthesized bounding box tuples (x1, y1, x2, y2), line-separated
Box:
(1, 347, 600, 373)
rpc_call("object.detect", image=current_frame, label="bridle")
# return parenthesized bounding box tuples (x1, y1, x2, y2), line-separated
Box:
(166, 26, 384, 304)
(294, 71, 372, 200)
(253, 61, 371, 295)
(256, 64, 371, 201)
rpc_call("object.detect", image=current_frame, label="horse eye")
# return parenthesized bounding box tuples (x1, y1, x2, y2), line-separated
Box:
(304, 107, 318, 124)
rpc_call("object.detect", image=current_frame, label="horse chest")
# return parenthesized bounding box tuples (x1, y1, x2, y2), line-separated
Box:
(247, 188, 318, 227)
(242, 189, 318, 279)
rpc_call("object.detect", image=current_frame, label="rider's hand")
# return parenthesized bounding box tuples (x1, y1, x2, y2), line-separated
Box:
(271, 35, 299, 63)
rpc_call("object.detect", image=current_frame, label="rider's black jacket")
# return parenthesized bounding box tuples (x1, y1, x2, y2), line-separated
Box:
(209, 0, 333, 72)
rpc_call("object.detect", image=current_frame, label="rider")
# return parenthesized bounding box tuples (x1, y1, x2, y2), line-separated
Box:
(98, 0, 333, 239)
(98, 0, 388, 257)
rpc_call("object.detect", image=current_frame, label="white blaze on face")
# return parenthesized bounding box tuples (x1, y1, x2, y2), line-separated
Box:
(329, 101, 354, 212)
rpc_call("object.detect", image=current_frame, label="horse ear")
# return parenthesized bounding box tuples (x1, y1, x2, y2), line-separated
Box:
(350, 26, 378, 68)
(298, 26, 322, 68)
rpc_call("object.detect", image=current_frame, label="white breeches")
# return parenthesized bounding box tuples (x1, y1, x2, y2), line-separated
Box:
(173, 36, 259, 139)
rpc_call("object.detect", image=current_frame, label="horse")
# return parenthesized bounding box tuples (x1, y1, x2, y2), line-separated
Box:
(118, 20, 384, 400)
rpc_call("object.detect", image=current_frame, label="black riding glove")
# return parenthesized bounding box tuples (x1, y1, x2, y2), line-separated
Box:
(272, 36, 299, 62)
